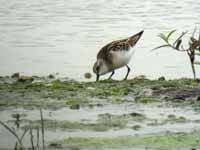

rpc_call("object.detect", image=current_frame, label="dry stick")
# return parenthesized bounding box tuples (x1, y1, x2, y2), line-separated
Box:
(0, 121, 21, 145)
(30, 128, 35, 150)
(165, 38, 197, 79)
(40, 109, 45, 150)
(0, 121, 29, 150)
(14, 142, 18, 150)
(20, 128, 29, 144)
(36, 127, 39, 148)
(191, 60, 196, 79)
(187, 51, 196, 79)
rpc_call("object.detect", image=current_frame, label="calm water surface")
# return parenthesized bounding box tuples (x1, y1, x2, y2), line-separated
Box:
(0, 0, 200, 80)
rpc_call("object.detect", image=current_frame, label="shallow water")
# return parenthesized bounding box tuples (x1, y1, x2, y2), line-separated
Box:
(1, 102, 200, 148)
(0, 0, 200, 80)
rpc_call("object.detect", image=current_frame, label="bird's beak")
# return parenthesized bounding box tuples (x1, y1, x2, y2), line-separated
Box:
(96, 74, 100, 82)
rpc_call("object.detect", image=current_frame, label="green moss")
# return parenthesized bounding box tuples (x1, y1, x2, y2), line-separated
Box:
(22, 112, 146, 132)
(66, 98, 88, 106)
(97, 112, 146, 127)
(22, 119, 111, 131)
(135, 97, 159, 103)
(50, 132, 200, 149)
(0, 77, 199, 109)
(167, 115, 186, 123)
(0, 99, 65, 109)
(111, 98, 132, 103)
(131, 125, 142, 130)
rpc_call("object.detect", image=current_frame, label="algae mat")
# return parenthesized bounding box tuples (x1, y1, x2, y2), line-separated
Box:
(0, 77, 200, 150)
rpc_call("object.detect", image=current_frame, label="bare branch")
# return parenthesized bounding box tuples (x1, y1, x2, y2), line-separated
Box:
(36, 127, 40, 147)
(30, 128, 35, 150)
(0, 121, 21, 144)
(40, 109, 45, 150)
(19, 128, 29, 144)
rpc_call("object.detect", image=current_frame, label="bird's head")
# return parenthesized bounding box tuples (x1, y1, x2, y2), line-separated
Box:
(93, 59, 109, 81)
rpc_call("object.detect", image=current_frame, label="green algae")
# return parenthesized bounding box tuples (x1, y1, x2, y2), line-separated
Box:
(49, 132, 200, 150)
(131, 124, 142, 130)
(167, 115, 186, 123)
(111, 97, 132, 103)
(22, 119, 112, 131)
(0, 77, 199, 109)
(135, 97, 159, 103)
(0, 98, 65, 109)
(20, 112, 146, 132)
(21, 119, 123, 132)
(66, 98, 89, 106)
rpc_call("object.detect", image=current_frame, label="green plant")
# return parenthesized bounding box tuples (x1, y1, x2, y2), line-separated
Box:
(153, 28, 200, 79)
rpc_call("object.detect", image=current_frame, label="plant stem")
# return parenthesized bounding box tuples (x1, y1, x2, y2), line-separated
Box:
(40, 109, 45, 150)
(30, 128, 35, 150)
(36, 127, 39, 147)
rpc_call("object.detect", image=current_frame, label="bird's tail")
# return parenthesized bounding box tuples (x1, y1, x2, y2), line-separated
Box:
(127, 30, 144, 47)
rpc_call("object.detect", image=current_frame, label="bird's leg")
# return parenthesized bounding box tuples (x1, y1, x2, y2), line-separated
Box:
(108, 70, 115, 80)
(124, 65, 130, 80)
(96, 74, 100, 82)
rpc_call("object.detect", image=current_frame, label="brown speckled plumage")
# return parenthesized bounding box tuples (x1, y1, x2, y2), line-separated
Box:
(93, 30, 144, 81)
(97, 31, 143, 65)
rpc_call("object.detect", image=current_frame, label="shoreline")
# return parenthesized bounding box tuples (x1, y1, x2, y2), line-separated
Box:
(0, 75, 200, 150)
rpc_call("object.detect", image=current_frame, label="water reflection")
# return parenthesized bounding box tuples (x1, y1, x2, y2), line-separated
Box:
(0, 0, 199, 80)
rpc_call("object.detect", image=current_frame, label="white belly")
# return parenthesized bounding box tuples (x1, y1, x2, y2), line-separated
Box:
(110, 49, 135, 69)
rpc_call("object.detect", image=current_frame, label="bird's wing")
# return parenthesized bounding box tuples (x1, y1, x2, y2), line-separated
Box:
(97, 39, 129, 64)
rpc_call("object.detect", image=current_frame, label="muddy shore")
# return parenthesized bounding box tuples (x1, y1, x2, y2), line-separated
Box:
(0, 75, 200, 150)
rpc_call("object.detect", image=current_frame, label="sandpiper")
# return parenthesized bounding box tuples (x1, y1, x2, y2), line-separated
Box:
(93, 30, 144, 81)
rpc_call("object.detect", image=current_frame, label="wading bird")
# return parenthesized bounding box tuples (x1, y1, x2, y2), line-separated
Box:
(93, 30, 144, 81)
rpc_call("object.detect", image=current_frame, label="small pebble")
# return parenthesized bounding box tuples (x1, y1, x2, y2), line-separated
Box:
(84, 72, 92, 79)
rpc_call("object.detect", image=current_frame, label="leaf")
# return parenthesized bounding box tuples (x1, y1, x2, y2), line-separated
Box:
(167, 30, 176, 41)
(173, 31, 187, 46)
(158, 33, 168, 43)
(194, 61, 200, 65)
(151, 44, 170, 51)
(176, 39, 182, 49)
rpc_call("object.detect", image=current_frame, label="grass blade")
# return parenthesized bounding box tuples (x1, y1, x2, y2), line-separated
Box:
(173, 32, 187, 46)
(158, 33, 168, 43)
(167, 30, 176, 41)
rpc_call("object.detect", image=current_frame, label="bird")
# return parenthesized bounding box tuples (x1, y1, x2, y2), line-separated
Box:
(93, 30, 144, 81)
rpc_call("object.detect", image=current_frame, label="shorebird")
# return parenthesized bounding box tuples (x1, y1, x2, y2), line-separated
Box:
(93, 30, 144, 81)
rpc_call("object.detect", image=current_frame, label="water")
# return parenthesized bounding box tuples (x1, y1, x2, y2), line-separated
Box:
(1, 102, 200, 148)
(0, 0, 200, 80)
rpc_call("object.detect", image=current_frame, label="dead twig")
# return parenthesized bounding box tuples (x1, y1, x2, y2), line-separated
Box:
(30, 128, 35, 150)
(36, 127, 40, 148)
(40, 109, 45, 150)
(0, 121, 29, 149)
(0, 121, 21, 145)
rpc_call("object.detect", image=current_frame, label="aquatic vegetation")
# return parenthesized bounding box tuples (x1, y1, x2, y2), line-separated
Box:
(135, 97, 159, 103)
(1, 76, 200, 150)
(49, 132, 200, 149)
(111, 97, 132, 103)
(167, 115, 186, 123)
(0, 77, 199, 110)
(131, 124, 142, 130)
(154, 29, 200, 79)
